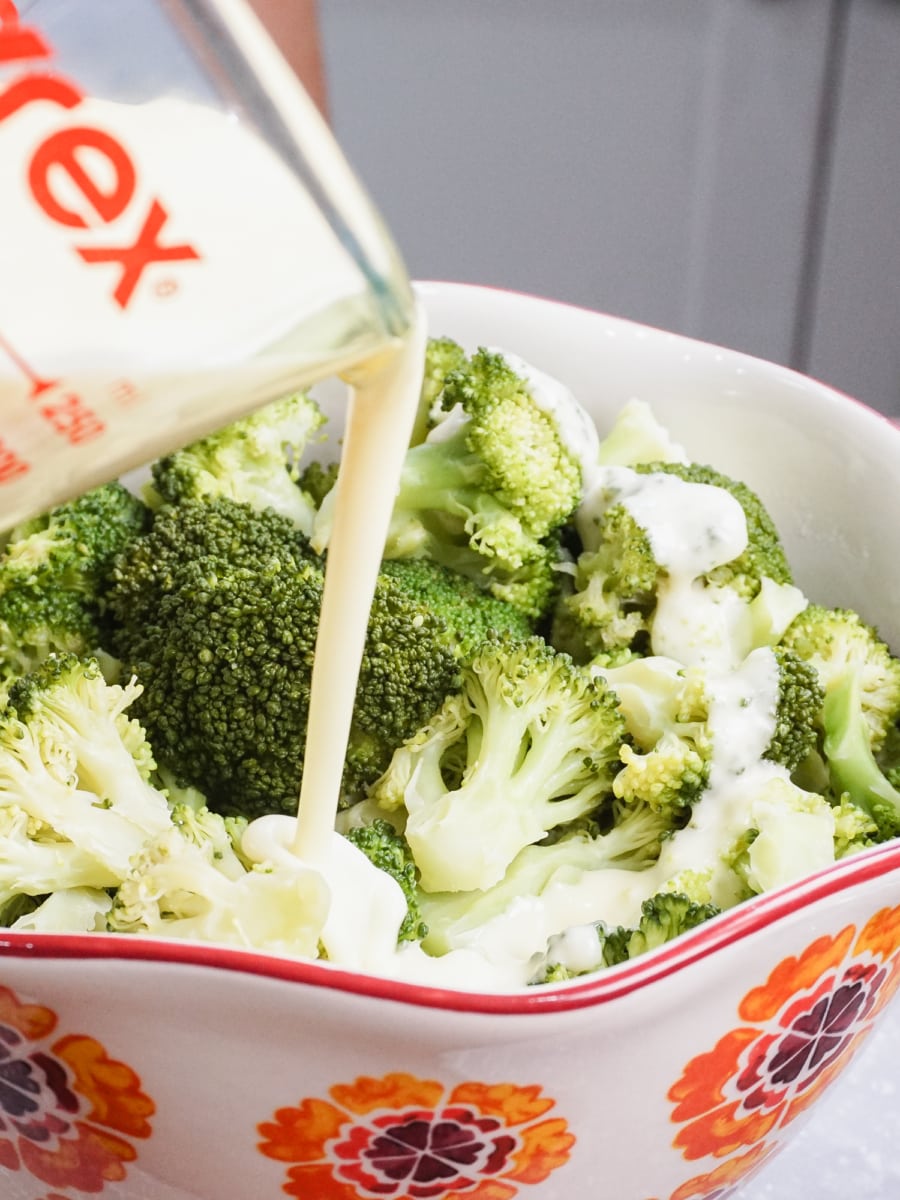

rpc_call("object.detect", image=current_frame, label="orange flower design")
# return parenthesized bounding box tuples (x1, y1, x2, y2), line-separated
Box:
(659, 903, 900, 1199)
(0, 985, 154, 1195)
(258, 1072, 574, 1200)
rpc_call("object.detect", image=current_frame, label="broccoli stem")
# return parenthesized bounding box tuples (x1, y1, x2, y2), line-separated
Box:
(823, 672, 900, 836)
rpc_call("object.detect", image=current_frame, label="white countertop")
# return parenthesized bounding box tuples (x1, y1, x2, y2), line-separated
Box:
(734, 995, 900, 1198)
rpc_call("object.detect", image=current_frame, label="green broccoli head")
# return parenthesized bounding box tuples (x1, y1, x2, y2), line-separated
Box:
(344, 818, 426, 943)
(5, 481, 150, 589)
(597, 655, 712, 815)
(145, 392, 325, 534)
(763, 646, 824, 773)
(378, 557, 533, 660)
(436, 348, 582, 543)
(314, 346, 583, 606)
(599, 891, 722, 967)
(781, 605, 900, 839)
(0, 483, 149, 688)
(372, 635, 626, 893)
(297, 458, 340, 511)
(782, 605, 900, 750)
(104, 497, 461, 819)
(551, 502, 659, 662)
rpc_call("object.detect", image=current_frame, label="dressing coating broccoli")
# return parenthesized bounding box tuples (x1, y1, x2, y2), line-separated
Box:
(553, 461, 799, 664)
(344, 818, 426, 943)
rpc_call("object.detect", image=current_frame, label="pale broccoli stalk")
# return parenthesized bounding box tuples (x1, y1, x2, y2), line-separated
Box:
(596, 399, 690, 468)
(372, 636, 626, 893)
(6, 886, 113, 933)
(782, 605, 900, 839)
(145, 391, 325, 534)
(107, 805, 330, 957)
(6, 654, 171, 838)
(419, 799, 673, 960)
(0, 806, 124, 924)
(0, 658, 171, 894)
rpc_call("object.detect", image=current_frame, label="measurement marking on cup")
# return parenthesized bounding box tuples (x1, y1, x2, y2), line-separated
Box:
(0, 326, 105, 444)
(0, 326, 56, 395)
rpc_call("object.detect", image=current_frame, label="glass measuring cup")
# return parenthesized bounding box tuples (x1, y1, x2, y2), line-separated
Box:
(0, 0, 415, 530)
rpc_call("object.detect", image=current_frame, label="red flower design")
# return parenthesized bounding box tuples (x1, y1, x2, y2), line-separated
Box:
(0, 986, 154, 1194)
(659, 903, 900, 1200)
(258, 1073, 573, 1200)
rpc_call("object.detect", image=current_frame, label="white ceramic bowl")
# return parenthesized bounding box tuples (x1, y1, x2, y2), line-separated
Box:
(1, 282, 899, 1200)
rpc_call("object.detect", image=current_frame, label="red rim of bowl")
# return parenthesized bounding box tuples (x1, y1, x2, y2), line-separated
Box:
(1, 839, 898, 1014)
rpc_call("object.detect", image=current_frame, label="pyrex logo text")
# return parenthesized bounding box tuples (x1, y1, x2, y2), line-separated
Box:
(0, 0, 200, 308)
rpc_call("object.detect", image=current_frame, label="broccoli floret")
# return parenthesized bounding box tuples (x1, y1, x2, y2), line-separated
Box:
(764, 646, 824, 773)
(0, 483, 148, 688)
(555, 460, 800, 665)
(344, 819, 426, 942)
(104, 497, 461, 818)
(6, 654, 170, 839)
(4, 481, 149, 588)
(297, 459, 339, 510)
(596, 656, 713, 814)
(396, 346, 583, 560)
(0, 654, 172, 919)
(410, 335, 470, 446)
(551, 502, 658, 661)
(599, 891, 722, 967)
(145, 392, 325, 534)
(782, 605, 900, 839)
(379, 557, 533, 659)
(371, 635, 626, 893)
(107, 803, 330, 956)
(313, 347, 583, 598)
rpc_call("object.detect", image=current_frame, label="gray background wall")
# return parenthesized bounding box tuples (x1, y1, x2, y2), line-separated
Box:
(318, 0, 900, 416)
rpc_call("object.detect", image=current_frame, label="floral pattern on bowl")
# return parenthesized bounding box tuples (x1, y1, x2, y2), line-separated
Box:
(257, 1073, 573, 1200)
(0, 985, 154, 1196)
(653, 902, 900, 1200)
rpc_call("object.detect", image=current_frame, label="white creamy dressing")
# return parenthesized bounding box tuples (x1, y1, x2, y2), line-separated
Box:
(243, 815, 524, 988)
